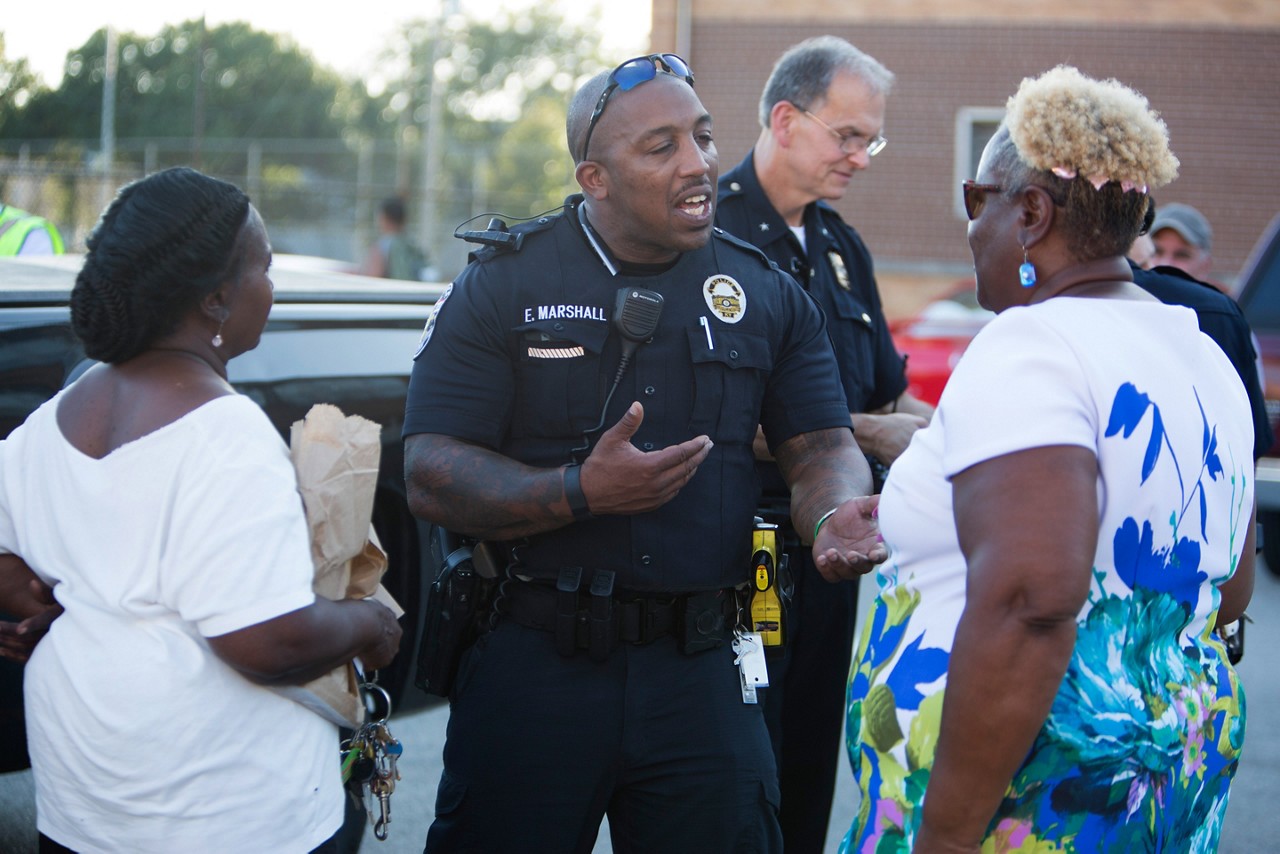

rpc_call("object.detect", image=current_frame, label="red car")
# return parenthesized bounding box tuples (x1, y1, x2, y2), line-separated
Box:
(890, 278, 991, 407)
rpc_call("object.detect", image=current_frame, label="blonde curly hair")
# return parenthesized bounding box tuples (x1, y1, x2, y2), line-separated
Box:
(988, 66, 1179, 260)
(1005, 65, 1179, 192)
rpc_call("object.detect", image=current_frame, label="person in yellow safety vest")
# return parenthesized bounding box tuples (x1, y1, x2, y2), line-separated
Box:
(0, 203, 65, 256)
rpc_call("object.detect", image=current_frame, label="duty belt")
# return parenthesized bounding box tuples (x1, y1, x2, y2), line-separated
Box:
(498, 569, 738, 660)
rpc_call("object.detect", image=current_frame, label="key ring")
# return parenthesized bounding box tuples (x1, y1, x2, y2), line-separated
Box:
(359, 679, 393, 725)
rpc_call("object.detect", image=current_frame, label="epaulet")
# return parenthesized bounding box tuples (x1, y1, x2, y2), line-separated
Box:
(462, 215, 558, 264)
(716, 173, 746, 201)
(711, 226, 776, 269)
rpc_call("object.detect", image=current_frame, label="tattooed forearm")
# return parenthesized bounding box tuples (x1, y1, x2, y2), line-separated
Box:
(404, 433, 572, 540)
(774, 427, 874, 544)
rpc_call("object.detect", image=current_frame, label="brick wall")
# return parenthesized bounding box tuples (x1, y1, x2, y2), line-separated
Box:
(670, 21, 1280, 284)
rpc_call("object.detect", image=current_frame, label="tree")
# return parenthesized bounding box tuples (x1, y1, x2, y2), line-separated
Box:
(368, 5, 608, 270)
(1, 21, 346, 143)
(0, 36, 46, 137)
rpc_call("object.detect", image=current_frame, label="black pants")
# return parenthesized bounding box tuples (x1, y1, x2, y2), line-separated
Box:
(762, 545, 859, 854)
(425, 620, 782, 853)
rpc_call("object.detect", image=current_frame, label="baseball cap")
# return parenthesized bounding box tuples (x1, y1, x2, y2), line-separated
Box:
(1149, 202, 1212, 252)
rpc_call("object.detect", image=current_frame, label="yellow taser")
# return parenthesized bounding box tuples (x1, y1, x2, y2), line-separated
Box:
(750, 521, 784, 648)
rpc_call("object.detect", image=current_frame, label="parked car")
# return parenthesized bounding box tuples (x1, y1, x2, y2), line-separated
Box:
(1233, 212, 1280, 574)
(0, 253, 445, 773)
(890, 278, 990, 407)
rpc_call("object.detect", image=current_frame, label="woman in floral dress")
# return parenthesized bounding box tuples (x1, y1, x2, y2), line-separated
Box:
(844, 66, 1255, 853)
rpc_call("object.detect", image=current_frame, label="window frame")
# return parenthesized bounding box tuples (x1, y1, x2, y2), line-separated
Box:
(954, 107, 1006, 219)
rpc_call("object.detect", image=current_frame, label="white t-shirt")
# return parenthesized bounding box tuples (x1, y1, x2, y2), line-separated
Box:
(0, 393, 343, 853)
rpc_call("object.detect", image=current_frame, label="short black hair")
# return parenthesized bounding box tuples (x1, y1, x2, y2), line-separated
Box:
(71, 167, 250, 363)
(379, 196, 407, 226)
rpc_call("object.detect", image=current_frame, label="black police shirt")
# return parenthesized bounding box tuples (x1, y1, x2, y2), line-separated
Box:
(716, 150, 907, 416)
(1132, 262, 1274, 460)
(404, 196, 852, 592)
(717, 150, 908, 506)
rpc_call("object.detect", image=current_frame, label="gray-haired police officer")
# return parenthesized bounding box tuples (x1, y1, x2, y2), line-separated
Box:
(714, 37, 933, 853)
(403, 54, 885, 854)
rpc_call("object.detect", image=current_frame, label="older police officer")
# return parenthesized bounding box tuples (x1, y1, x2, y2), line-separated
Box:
(404, 55, 883, 853)
(714, 37, 933, 853)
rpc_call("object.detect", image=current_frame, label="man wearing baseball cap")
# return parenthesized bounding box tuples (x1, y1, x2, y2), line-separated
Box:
(1150, 201, 1214, 281)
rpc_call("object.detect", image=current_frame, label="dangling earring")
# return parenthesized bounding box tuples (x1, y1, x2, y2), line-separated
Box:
(212, 317, 226, 348)
(1019, 246, 1037, 288)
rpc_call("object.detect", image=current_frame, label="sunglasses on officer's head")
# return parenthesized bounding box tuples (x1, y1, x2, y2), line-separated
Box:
(579, 54, 696, 162)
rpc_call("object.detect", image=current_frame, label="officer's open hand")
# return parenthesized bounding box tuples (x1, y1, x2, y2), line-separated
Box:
(813, 495, 887, 582)
(581, 402, 713, 515)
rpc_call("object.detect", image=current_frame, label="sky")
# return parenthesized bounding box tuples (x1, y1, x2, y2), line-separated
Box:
(2, 0, 651, 87)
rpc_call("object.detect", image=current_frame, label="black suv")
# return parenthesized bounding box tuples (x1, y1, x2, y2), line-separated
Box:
(0, 254, 443, 771)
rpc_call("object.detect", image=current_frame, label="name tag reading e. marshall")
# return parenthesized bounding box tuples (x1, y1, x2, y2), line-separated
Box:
(522, 303, 606, 358)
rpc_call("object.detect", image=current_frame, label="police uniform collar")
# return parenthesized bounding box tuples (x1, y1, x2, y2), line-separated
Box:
(573, 198, 620, 276)
(575, 197, 685, 278)
(803, 201, 841, 254)
(720, 151, 802, 254)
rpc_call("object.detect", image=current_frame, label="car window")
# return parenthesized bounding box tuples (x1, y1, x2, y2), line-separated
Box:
(1238, 214, 1280, 331)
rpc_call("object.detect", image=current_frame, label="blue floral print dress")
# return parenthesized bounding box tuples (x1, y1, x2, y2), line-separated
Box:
(844, 297, 1254, 853)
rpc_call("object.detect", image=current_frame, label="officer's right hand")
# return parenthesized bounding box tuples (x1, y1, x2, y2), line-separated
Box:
(581, 402, 712, 515)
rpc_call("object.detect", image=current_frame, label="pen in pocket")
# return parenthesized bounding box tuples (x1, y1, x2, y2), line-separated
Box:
(700, 316, 715, 351)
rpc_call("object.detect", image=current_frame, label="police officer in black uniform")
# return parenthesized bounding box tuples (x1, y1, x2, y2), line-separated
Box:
(1132, 262, 1274, 459)
(714, 37, 933, 853)
(403, 56, 886, 853)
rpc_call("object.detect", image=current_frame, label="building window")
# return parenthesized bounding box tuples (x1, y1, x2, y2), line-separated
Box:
(954, 107, 1005, 218)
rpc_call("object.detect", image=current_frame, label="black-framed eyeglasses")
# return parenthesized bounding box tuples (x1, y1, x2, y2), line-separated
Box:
(793, 103, 886, 157)
(962, 180, 1003, 220)
(579, 54, 695, 162)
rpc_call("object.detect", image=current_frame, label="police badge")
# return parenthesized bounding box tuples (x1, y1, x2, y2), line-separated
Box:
(827, 250, 851, 291)
(703, 275, 746, 324)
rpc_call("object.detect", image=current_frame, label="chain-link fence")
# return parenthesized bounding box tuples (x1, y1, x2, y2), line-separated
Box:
(2, 137, 560, 281)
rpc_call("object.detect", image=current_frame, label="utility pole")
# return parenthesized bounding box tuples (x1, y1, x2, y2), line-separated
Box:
(99, 26, 118, 213)
(421, 0, 459, 275)
(193, 16, 207, 169)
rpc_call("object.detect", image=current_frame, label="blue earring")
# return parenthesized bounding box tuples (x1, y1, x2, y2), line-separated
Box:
(1019, 246, 1037, 288)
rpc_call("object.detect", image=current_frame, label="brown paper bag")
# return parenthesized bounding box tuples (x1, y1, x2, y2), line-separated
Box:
(273, 403, 404, 728)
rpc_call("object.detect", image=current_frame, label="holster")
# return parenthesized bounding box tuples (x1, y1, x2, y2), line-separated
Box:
(676, 588, 734, 655)
(414, 526, 494, 698)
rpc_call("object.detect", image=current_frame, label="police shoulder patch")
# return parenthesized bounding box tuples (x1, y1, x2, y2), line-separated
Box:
(414, 282, 454, 359)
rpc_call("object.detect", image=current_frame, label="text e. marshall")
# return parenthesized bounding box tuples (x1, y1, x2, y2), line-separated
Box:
(523, 304, 608, 322)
